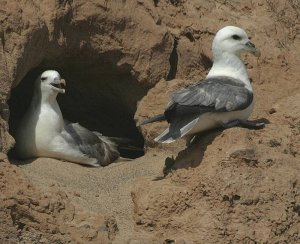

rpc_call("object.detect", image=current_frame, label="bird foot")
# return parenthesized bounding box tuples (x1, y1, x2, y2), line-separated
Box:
(223, 119, 265, 130)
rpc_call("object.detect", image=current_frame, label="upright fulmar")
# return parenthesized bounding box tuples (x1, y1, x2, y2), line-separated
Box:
(139, 26, 264, 144)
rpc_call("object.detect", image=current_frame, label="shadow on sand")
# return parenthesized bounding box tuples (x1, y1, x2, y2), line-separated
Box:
(158, 118, 270, 177)
(159, 129, 223, 177)
(10, 157, 36, 166)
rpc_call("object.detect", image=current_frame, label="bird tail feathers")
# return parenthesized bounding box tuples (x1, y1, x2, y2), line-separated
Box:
(154, 117, 199, 143)
(94, 132, 144, 159)
(154, 128, 176, 143)
(138, 114, 166, 126)
(106, 136, 135, 146)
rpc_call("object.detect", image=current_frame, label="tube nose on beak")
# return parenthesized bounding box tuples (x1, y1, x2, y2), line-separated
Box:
(245, 41, 261, 57)
(60, 79, 66, 86)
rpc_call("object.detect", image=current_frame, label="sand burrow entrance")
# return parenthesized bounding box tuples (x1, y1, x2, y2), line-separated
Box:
(8, 56, 147, 159)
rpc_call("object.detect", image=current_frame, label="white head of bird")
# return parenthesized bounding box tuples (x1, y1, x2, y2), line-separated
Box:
(35, 70, 66, 102)
(212, 26, 260, 59)
(207, 26, 260, 90)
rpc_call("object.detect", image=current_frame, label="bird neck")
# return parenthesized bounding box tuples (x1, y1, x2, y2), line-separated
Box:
(207, 51, 252, 91)
(31, 89, 63, 118)
(38, 92, 59, 105)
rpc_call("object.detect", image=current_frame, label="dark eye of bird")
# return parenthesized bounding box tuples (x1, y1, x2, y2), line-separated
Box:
(232, 34, 241, 40)
(41, 77, 47, 81)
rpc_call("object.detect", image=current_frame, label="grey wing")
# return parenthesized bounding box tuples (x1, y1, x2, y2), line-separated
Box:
(159, 76, 253, 141)
(166, 76, 253, 120)
(62, 123, 119, 166)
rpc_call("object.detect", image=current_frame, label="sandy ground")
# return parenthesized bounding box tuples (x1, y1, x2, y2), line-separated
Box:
(1, 0, 300, 243)
(12, 149, 171, 242)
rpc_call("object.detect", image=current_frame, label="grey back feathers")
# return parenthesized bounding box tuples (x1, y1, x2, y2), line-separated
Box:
(62, 123, 120, 166)
(140, 26, 259, 143)
(140, 76, 254, 143)
(15, 70, 126, 167)
(166, 76, 253, 118)
(141, 76, 253, 126)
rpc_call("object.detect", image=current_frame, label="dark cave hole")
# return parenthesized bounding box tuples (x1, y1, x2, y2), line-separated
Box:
(8, 57, 147, 159)
(166, 37, 178, 81)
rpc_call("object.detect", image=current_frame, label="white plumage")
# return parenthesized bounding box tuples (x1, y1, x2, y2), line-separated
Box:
(140, 26, 263, 144)
(15, 70, 120, 167)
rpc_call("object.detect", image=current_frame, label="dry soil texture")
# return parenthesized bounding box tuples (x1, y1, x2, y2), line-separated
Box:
(0, 0, 300, 243)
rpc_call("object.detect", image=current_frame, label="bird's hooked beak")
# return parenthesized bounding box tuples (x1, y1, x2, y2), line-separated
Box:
(51, 78, 66, 94)
(244, 40, 261, 57)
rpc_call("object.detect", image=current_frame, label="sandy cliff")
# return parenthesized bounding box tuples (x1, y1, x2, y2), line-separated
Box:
(0, 0, 299, 243)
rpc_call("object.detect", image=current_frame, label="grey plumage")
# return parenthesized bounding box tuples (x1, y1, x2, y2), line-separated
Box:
(138, 114, 165, 126)
(139, 26, 261, 144)
(62, 123, 120, 166)
(167, 76, 253, 115)
(141, 76, 253, 143)
(15, 70, 131, 167)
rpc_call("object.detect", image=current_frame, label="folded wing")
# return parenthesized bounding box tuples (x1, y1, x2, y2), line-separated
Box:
(155, 76, 253, 143)
(62, 123, 119, 166)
